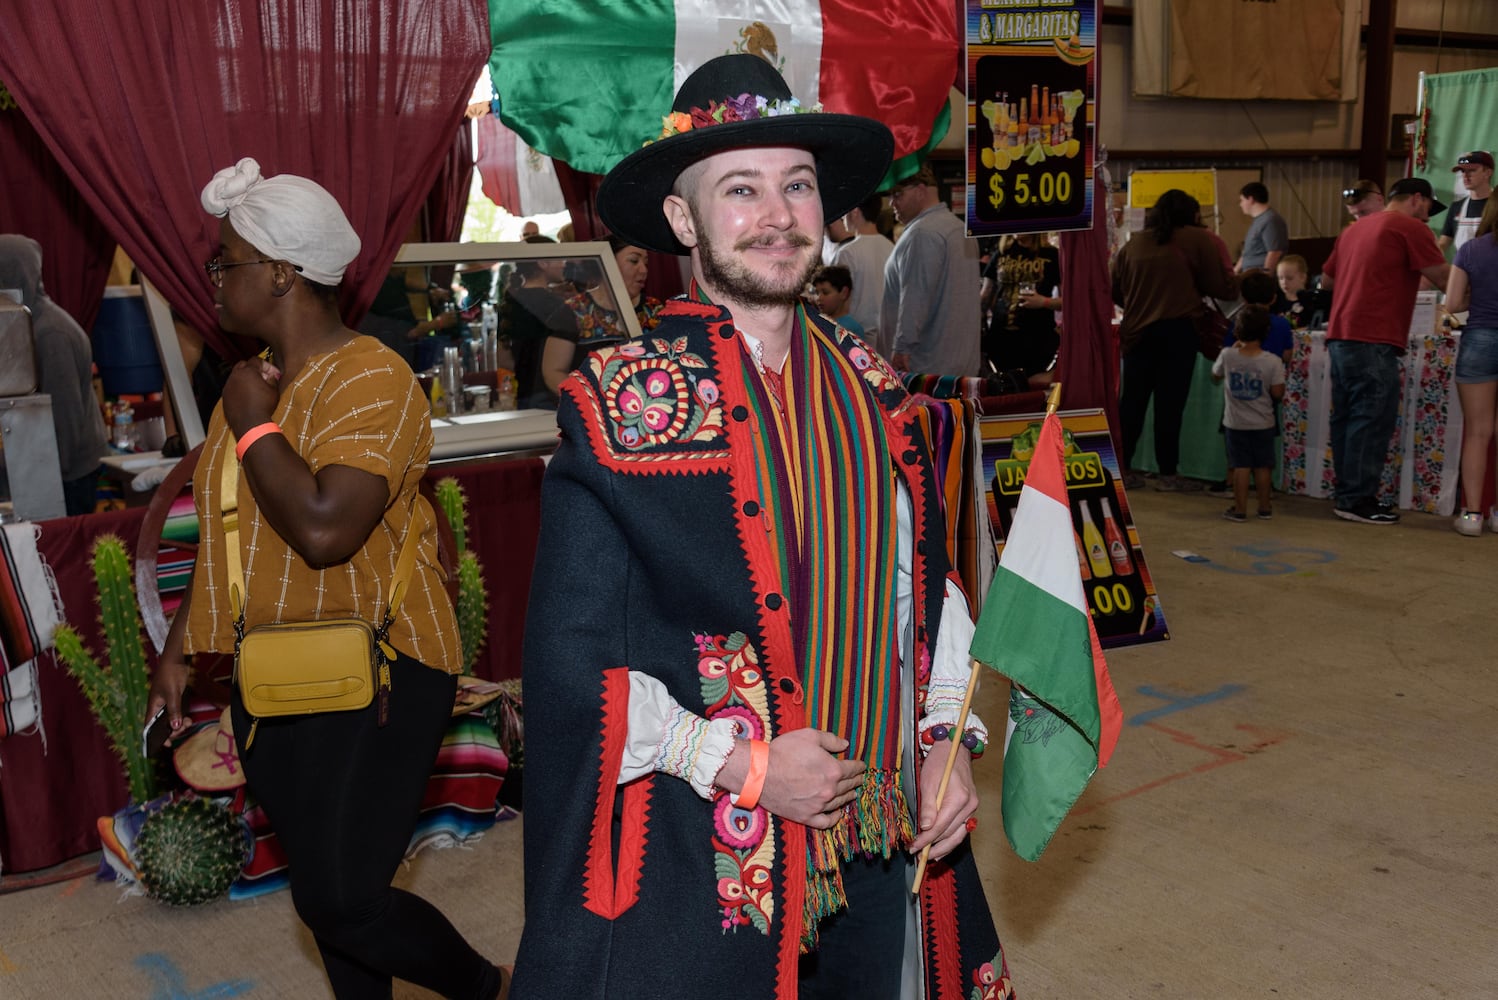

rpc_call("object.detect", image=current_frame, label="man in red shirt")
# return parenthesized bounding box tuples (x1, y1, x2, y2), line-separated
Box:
(1319, 177, 1451, 524)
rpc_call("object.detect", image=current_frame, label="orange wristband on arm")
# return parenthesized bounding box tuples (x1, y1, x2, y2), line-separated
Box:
(234, 422, 283, 462)
(736, 739, 770, 811)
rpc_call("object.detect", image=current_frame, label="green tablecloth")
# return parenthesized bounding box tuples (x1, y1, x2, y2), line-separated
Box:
(1129, 354, 1282, 483)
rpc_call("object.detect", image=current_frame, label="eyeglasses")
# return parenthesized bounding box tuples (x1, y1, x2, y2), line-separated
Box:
(203, 255, 303, 287)
(1342, 186, 1379, 203)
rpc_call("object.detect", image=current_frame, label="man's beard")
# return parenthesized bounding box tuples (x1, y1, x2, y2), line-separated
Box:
(697, 227, 818, 308)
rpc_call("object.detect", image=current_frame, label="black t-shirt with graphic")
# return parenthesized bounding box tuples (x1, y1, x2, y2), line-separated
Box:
(983, 242, 1061, 376)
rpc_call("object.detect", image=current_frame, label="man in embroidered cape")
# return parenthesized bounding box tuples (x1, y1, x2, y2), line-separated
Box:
(514, 54, 1012, 1000)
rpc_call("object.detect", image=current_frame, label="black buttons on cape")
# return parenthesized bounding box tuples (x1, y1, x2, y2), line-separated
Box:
(732, 405, 749, 422)
(902, 448, 919, 465)
(743, 500, 760, 517)
(717, 325, 736, 340)
(776, 676, 803, 703)
(764, 593, 782, 611)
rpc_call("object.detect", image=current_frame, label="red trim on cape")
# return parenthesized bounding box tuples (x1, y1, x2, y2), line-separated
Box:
(582, 667, 652, 920)
(921, 863, 964, 1000)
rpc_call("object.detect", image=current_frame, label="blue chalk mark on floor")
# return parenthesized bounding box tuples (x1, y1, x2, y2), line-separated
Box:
(1129, 684, 1245, 726)
(137, 953, 254, 999)
(1202, 542, 1338, 576)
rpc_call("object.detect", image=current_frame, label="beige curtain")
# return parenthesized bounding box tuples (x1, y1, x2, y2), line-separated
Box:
(1135, 0, 1350, 101)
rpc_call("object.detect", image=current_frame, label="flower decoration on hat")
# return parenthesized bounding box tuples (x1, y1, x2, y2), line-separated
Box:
(657, 93, 822, 142)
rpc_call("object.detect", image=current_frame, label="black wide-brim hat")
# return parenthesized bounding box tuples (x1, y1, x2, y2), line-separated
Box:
(597, 54, 894, 256)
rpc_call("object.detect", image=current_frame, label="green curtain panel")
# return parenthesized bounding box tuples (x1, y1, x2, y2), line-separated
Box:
(1414, 68, 1498, 239)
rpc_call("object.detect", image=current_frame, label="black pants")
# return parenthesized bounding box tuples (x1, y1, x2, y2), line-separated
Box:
(231, 652, 501, 1000)
(1119, 318, 1199, 476)
(797, 854, 911, 999)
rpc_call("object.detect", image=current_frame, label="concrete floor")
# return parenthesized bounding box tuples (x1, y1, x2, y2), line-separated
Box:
(1, 486, 1495, 998)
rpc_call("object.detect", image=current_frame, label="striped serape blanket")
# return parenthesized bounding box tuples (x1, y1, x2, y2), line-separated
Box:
(0, 522, 64, 739)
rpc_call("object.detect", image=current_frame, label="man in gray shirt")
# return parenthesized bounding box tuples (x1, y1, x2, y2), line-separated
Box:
(1236, 181, 1288, 273)
(880, 165, 981, 376)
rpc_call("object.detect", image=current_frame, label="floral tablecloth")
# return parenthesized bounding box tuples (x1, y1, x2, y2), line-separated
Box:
(1280, 328, 1463, 515)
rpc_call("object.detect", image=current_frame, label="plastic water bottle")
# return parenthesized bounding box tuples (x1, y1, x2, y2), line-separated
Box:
(111, 401, 136, 450)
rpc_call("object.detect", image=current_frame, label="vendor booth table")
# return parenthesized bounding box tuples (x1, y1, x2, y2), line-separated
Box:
(1127, 326, 1461, 515)
(1279, 327, 1461, 516)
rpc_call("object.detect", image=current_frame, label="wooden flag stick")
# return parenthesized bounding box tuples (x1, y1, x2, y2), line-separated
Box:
(911, 657, 984, 893)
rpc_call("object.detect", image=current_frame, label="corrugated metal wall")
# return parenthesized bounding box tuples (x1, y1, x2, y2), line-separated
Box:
(1107, 156, 1408, 239)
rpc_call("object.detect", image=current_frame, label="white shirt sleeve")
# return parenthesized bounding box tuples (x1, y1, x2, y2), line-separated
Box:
(896, 480, 988, 745)
(618, 671, 740, 797)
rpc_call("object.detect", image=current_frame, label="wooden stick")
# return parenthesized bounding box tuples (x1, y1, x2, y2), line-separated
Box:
(911, 657, 984, 893)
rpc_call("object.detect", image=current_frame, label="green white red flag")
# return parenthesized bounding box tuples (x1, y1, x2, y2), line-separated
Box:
(970, 411, 1123, 861)
(486, 0, 958, 175)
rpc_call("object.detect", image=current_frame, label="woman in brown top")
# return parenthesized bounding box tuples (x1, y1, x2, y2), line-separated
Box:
(1112, 189, 1239, 489)
(146, 159, 506, 1000)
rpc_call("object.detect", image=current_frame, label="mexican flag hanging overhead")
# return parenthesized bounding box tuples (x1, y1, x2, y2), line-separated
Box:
(487, 0, 958, 176)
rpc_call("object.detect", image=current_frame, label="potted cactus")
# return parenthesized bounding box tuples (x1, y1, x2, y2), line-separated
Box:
(52, 534, 158, 805)
(432, 477, 490, 671)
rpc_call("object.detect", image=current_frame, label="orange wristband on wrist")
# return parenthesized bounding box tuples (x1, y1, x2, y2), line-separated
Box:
(234, 422, 283, 462)
(736, 739, 770, 811)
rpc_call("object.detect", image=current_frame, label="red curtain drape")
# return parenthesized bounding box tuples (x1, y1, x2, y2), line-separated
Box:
(0, 105, 115, 332)
(421, 122, 477, 244)
(1057, 167, 1122, 457)
(0, 1, 489, 362)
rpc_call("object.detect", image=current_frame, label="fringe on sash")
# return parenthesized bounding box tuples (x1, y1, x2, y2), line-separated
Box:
(799, 767, 914, 951)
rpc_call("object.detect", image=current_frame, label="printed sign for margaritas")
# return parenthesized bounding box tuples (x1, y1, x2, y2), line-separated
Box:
(965, 0, 1099, 237)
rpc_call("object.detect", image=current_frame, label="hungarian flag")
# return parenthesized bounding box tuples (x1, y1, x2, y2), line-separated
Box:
(486, 0, 958, 176)
(971, 412, 1123, 862)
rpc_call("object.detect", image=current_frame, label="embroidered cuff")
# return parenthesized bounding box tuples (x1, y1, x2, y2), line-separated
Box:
(647, 703, 738, 799)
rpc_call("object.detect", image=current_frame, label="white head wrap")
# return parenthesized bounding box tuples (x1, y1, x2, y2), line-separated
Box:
(200, 157, 362, 286)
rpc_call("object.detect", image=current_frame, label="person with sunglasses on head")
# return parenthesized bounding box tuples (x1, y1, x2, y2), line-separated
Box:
(148, 158, 508, 999)
(1342, 179, 1385, 222)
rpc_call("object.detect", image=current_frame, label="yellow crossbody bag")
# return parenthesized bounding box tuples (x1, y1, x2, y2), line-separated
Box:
(221, 435, 417, 748)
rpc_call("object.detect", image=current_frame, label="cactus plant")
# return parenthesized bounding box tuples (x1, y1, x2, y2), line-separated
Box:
(52, 534, 157, 805)
(134, 796, 248, 905)
(433, 476, 469, 554)
(434, 477, 488, 669)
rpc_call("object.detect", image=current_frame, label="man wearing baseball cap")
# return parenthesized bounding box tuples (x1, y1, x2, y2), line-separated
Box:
(1438, 150, 1494, 253)
(514, 54, 1009, 999)
(1319, 177, 1450, 525)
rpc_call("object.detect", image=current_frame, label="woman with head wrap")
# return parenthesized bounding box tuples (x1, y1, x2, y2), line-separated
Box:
(0, 235, 108, 515)
(145, 159, 507, 999)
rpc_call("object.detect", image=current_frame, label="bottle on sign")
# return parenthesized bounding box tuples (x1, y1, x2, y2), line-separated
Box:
(1079, 503, 1112, 579)
(1101, 497, 1134, 575)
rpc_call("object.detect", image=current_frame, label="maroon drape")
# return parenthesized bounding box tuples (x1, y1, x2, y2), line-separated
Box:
(1057, 167, 1122, 457)
(552, 160, 605, 241)
(421, 122, 476, 244)
(0, 106, 114, 332)
(0, 1, 488, 362)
